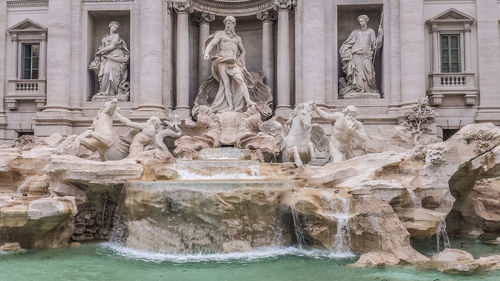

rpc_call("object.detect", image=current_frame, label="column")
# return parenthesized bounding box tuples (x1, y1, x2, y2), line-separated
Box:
(44, 0, 72, 111)
(301, 0, 325, 104)
(400, 0, 425, 105)
(431, 25, 439, 73)
(476, 0, 500, 120)
(275, 0, 294, 115)
(9, 35, 18, 80)
(0, 0, 7, 139)
(197, 12, 215, 86)
(138, 0, 164, 110)
(164, 4, 174, 109)
(172, 1, 193, 118)
(257, 10, 276, 92)
(464, 24, 472, 73)
(39, 36, 47, 80)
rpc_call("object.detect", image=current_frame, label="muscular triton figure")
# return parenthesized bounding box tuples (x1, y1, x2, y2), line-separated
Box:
(203, 16, 256, 113)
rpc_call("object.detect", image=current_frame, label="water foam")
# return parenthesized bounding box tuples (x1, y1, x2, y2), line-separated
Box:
(100, 243, 356, 263)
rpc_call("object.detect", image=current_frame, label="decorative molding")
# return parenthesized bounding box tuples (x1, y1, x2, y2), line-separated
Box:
(170, 0, 194, 14)
(7, 1, 48, 8)
(82, 0, 134, 2)
(257, 9, 277, 22)
(189, 0, 276, 16)
(193, 12, 215, 24)
(426, 8, 474, 25)
(8, 18, 47, 34)
(274, 0, 296, 10)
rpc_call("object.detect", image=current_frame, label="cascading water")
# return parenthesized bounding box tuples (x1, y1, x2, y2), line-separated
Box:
(406, 188, 422, 208)
(322, 192, 352, 256)
(173, 160, 263, 180)
(332, 198, 351, 254)
(290, 206, 306, 248)
(436, 217, 451, 252)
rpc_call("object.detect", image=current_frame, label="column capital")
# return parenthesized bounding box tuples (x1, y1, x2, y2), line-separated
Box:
(193, 12, 215, 24)
(257, 9, 277, 22)
(274, 0, 296, 11)
(169, 0, 193, 14)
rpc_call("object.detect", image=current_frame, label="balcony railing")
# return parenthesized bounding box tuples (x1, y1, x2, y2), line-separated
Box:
(6, 79, 46, 110)
(428, 72, 478, 106)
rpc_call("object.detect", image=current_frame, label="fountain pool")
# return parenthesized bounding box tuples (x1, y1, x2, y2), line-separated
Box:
(1, 240, 499, 281)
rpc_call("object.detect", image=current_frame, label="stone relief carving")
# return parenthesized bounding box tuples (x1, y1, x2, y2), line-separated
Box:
(194, 16, 273, 118)
(313, 104, 369, 163)
(339, 15, 383, 99)
(89, 21, 130, 101)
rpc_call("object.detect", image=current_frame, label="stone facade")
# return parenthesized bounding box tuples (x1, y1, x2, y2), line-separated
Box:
(0, 0, 499, 140)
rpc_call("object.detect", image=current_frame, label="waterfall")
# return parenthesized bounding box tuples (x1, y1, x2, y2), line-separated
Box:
(332, 198, 351, 254)
(290, 206, 306, 248)
(406, 188, 422, 208)
(322, 192, 352, 255)
(436, 217, 451, 252)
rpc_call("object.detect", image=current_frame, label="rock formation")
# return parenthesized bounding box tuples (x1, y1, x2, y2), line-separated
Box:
(0, 122, 500, 275)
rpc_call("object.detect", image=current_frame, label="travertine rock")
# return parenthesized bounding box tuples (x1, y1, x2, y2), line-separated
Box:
(0, 196, 76, 248)
(353, 251, 400, 267)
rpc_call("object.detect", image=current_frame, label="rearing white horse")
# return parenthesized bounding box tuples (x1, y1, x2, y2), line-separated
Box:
(283, 103, 316, 166)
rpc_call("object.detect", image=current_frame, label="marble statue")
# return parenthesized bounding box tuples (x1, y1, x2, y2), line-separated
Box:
(76, 99, 121, 161)
(339, 15, 383, 98)
(114, 111, 162, 158)
(313, 104, 369, 163)
(203, 16, 256, 113)
(89, 21, 130, 101)
(283, 102, 316, 167)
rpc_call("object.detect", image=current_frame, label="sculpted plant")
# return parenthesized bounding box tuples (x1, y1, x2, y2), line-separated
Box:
(401, 98, 437, 145)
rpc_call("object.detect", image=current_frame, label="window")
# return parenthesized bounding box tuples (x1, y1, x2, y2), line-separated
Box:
(440, 34, 461, 73)
(21, 43, 39, 79)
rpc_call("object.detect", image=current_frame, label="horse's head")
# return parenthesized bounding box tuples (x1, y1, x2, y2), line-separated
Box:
(290, 103, 314, 129)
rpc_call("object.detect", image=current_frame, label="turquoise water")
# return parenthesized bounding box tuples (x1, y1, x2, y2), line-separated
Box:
(0, 242, 499, 281)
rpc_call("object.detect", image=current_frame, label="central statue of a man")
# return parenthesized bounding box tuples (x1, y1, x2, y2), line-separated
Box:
(203, 16, 256, 113)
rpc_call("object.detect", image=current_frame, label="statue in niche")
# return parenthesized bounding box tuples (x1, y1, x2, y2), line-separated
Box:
(89, 21, 130, 101)
(313, 104, 369, 163)
(194, 16, 273, 119)
(339, 15, 383, 98)
(203, 16, 256, 112)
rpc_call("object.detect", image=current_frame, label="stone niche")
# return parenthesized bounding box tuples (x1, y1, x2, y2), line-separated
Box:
(188, 15, 267, 106)
(337, 4, 383, 99)
(87, 11, 131, 101)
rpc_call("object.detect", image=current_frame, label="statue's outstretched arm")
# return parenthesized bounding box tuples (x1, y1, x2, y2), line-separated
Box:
(314, 106, 341, 121)
(115, 112, 143, 131)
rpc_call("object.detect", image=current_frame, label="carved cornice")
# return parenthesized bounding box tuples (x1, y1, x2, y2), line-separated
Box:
(7, 0, 48, 8)
(274, 0, 296, 10)
(256, 10, 277, 22)
(190, 0, 276, 17)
